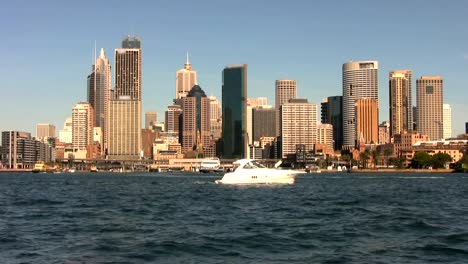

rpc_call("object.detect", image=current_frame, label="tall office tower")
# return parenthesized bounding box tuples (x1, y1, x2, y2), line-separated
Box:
(416, 76, 443, 140)
(443, 104, 452, 139)
(209, 96, 222, 140)
(145, 111, 157, 129)
(342, 61, 378, 148)
(316, 123, 334, 150)
(107, 97, 142, 159)
(275, 80, 297, 136)
(252, 105, 275, 142)
(36, 124, 56, 139)
(221, 64, 247, 159)
(389, 70, 412, 137)
(59, 117, 72, 143)
(72, 102, 94, 159)
(87, 48, 111, 137)
(281, 99, 317, 158)
(182, 85, 211, 154)
(355, 98, 378, 144)
(108, 36, 143, 158)
(165, 105, 183, 133)
(176, 53, 198, 99)
(320, 96, 343, 150)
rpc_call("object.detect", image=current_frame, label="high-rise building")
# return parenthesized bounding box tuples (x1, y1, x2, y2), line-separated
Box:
(36, 124, 56, 139)
(413, 106, 418, 131)
(389, 70, 412, 137)
(221, 64, 247, 159)
(182, 85, 211, 155)
(252, 105, 275, 142)
(145, 111, 157, 129)
(275, 80, 297, 136)
(416, 76, 443, 140)
(342, 61, 378, 148)
(108, 36, 143, 159)
(443, 104, 452, 139)
(281, 99, 317, 158)
(316, 123, 334, 150)
(320, 96, 343, 150)
(1, 131, 44, 169)
(208, 96, 222, 140)
(107, 97, 142, 159)
(59, 117, 72, 143)
(176, 53, 198, 100)
(87, 48, 111, 145)
(356, 98, 379, 144)
(165, 105, 183, 134)
(72, 102, 94, 159)
(378, 121, 391, 144)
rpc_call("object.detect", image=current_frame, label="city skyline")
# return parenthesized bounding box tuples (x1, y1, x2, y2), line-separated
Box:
(1, 1, 467, 136)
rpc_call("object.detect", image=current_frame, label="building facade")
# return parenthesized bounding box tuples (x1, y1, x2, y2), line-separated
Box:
(176, 53, 198, 100)
(72, 102, 94, 159)
(221, 64, 247, 159)
(36, 124, 56, 139)
(378, 121, 391, 144)
(208, 96, 222, 140)
(145, 111, 157, 129)
(275, 80, 297, 136)
(252, 105, 276, 142)
(416, 76, 443, 140)
(1, 131, 45, 169)
(281, 99, 317, 158)
(389, 70, 412, 137)
(316, 123, 334, 150)
(356, 98, 379, 144)
(443, 104, 452, 139)
(320, 96, 343, 150)
(342, 61, 379, 148)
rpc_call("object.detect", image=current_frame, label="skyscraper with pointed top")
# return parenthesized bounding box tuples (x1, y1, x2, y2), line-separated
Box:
(176, 53, 198, 99)
(87, 48, 111, 152)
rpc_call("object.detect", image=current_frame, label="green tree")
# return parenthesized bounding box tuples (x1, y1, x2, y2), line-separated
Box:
(371, 150, 379, 168)
(383, 148, 393, 168)
(359, 151, 370, 169)
(411, 152, 432, 169)
(431, 153, 452, 169)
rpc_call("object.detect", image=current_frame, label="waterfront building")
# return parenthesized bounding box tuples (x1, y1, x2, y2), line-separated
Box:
(320, 96, 343, 150)
(356, 98, 379, 144)
(252, 105, 275, 142)
(58, 117, 73, 144)
(107, 97, 142, 159)
(275, 80, 297, 136)
(182, 85, 212, 156)
(209, 96, 222, 140)
(72, 102, 94, 159)
(316, 123, 334, 150)
(342, 61, 379, 149)
(416, 76, 443, 140)
(281, 99, 317, 158)
(221, 64, 247, 159)
(393, 131, 429, 158)
(443, 104, 452, 139)
(145, 111, 157, 129)
(87, 48, 111, 147)
(378, 121, 391, 144)
(36, 124, 56, 139)
(141, 128, 157, 159)
(1, 131, 43, 169)
(389, 70, 413, 137)
(176, 53, 198, 99)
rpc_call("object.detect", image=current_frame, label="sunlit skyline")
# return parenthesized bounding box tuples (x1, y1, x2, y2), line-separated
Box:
(1, 0, 467, 135)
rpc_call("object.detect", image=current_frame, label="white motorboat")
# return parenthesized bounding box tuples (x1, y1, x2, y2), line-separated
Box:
(215, 159, 305, 185)
(199, 158, 223, 173)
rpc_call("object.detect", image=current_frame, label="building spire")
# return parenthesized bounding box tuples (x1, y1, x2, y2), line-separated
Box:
(99, 48, 105, 59)
(184, 51, 192, 70)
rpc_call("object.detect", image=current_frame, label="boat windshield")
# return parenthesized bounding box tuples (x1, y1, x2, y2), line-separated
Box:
(244, 161, 266, 169)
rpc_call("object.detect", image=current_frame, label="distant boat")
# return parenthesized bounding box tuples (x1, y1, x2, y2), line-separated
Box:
(199, 158, 223, 173)
(215, 159, 305, 185)
(32, 162, 47, 173)
(90, 165, 98, 172)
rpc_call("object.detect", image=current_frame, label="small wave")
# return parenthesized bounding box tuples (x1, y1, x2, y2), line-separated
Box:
(13, 198, 64, 206)
(418, 243, 468, 256)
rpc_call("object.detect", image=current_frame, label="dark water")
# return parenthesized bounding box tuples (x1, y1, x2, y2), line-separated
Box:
(1, 172, 468, 264)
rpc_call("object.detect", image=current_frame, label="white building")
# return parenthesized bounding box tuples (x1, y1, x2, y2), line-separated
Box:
(443, 104, 452, 139)
(72, 102, 94, 159)
(209, 96, 222, 140)
(317, 123, 334, 150)
(59, 117, 73, 143)
(175, 53, 198, 99)
(275, 80, 297, 136)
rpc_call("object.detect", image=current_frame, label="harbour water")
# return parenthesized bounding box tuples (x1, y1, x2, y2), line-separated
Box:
(1, 172, 468, 263)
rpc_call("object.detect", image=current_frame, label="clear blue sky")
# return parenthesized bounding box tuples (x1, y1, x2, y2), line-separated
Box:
(1, 0, 467, 135)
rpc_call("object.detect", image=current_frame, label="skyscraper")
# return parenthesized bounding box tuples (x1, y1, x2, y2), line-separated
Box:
(275, 80, 297, 136)
(320, 96, 343, 150)
(221, 64, 247, 159)
(182, 85, 211, 155)
(355, 98, 379, 144)
(281, 99, 317, 158)
(176, 53, 198, 100)
(209, 96, 222, 140)
(389, 70, 412, 137)
(443, 104, 452, 139)
(36, 124, 56, 139)
(145, 111, 157, 129)
(416, 76, 443, 140)
(87, 48, 111, 137)
(165, 105, 183, 133)
(58, 117, 72, 144)
(108, 36, 142, 159)
(72, 102, 94, 159)
(342, 61, 378, 148)
(252, 105, 275, 142)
